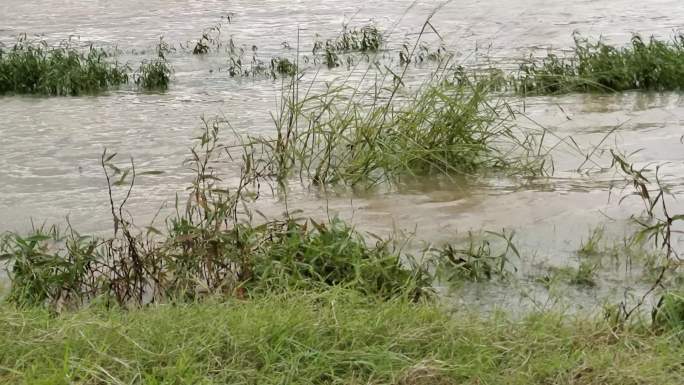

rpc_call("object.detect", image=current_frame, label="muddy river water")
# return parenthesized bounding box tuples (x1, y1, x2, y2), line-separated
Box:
(1, 0, 684, 309)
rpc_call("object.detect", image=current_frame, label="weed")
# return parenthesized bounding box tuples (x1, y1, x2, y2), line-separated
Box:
(0, 36, 128, 95)
(0, 226, 97, 308)
(270, 57, 297, 77)
(516, 34, 684, 94)
(570, 261, 598, 287)
(0, 119, 432, 308)
(134, 38, 172, 91)
(249, 73, 546, 189)
(315, 25, 383, 54)
(605, 151, 684, 325)
(577, 226, 605, 257)
(249, 218, 430, 299)
(193, 23, 223, 54)
(312, 25, 383, 68)
(652, 292, 684, 332)
(400, 42, 451, 65)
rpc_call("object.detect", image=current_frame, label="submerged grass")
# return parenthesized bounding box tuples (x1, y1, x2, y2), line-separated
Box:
(0, 37, 128, 96)
(0, 289, 683, 385)
(134, 39, 172, 91)
(250, 73, 546, 189)
(314, 25, 383, 68)
(516, 34, 684, 94)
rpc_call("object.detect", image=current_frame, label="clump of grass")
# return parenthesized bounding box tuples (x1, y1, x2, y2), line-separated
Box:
(313, 25, 382, 68)
(315, 25, 383, 54)
(134, 38, 172, 91)
(270, 57, 297, 77)
(516, 34, 684, 94)
(192, 24, 223, 55)
(1, 289, 683, 385)
(225, 44, 295, 79)
(652, 292, 684, 332)
(0, 36, 128, 96)
(570, 261, 599, 287)
(0, 225, 99, 308)
(251, 73, 546, 188)
(577, 226, 605, 257)
(399, 42, 451, 65)
(249, 218, 430, 299)
(433, 231, 519, 283)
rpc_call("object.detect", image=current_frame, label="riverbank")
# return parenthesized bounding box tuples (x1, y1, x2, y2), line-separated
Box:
(1, 289, 682, 385)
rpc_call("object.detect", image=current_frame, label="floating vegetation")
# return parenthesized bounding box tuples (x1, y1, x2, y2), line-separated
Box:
(0, 36, 128, 96)
(515, 34, 684, 94)
(134, 38, 172, 91)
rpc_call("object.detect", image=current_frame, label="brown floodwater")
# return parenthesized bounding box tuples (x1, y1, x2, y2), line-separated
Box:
(1, 0, 684, 311)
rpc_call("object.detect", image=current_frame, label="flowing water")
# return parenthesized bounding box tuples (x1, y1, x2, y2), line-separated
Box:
(2, 0, 684, 310)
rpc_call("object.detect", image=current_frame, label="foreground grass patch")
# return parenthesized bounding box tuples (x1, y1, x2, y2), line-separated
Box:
(0, 289, 682, 385)
(0, 38, 128, 96)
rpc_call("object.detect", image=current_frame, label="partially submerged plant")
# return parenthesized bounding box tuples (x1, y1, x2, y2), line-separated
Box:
(433, 231, 519, 284)
(270, 57, 297, 77)
(135, 38, 172, 90)
(0, 35, 128, 95)
(314, 25, 383, 55)
(312, 24, 383, 68)
(515, 34, 684, 95)
(246, 72, 547, 189)
(570, 261, 598, 287)
(577, 226, 605, 258)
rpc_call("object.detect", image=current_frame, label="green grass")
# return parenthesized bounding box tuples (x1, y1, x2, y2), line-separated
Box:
(0, 289, 682, 385)
(312, 25, 382, 68)
(515, 34, 684, 94)
(134, 39, 172, 91)
(250, 75, 545, 189)
(0, 38, 128, 96)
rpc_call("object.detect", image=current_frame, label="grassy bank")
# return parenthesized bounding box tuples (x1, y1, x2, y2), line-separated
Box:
(0, 289, 682, 385)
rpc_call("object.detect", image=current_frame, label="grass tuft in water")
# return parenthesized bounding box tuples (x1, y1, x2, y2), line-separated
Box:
(134, 38, 172, 91)
(0, 121, 434, 309)
(652, 291, 684, 332)
(516, 34, 684, 94)
(249, 73, 546, 188)
(0, 36, 128, 96)
(270, 57, 297, 77)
